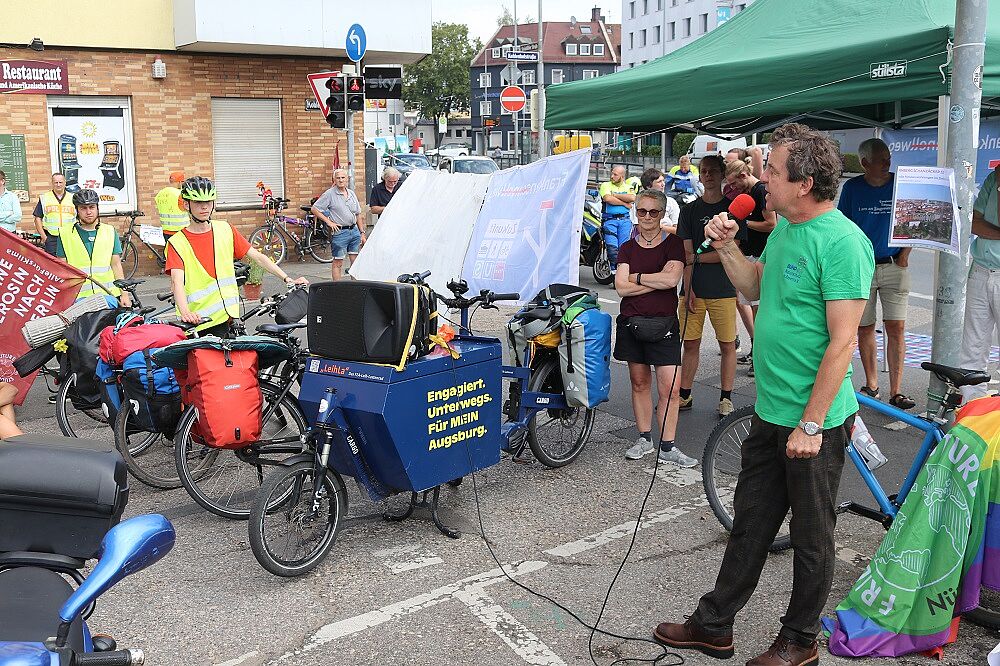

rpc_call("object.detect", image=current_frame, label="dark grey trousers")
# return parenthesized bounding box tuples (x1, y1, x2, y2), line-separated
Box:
(692, 413, 853, 646)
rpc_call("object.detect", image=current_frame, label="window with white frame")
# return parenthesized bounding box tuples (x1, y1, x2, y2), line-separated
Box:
(668, 22, 675, 40)
(640, 29, 647, 46)
(521, 69, 535, 85)
(582, 70, 599, 80)
(210, 98, 283, 207)
(501, 44, 512, 55)
(643, 0, 649, 14)
(551, 69, 564, 84)
(654, 26, 661, 43)
(580, 43, 591, 55)
(594, 43, 605, 55)
(479, 72, 491, 88)
(580, 25, 592, 34)
(491, 47, 501, 58)
(700, 13, 709, 32)
(480, 101, 492, 116)
(565, 42, 577, 55)
(629, 1, 636, 18)
(683, 17, 691, 36)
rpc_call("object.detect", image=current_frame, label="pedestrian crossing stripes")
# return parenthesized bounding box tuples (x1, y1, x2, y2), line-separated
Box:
(860, 331, 999, 368)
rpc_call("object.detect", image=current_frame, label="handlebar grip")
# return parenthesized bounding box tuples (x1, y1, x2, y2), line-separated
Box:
(417, 270, 432, 280)
(489, 292, 520, 303)
(138, 307, 156, 315)
(73, 648, 144, 665)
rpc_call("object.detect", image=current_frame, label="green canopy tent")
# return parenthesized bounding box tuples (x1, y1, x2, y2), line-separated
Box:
(545, 0, 1000, 135)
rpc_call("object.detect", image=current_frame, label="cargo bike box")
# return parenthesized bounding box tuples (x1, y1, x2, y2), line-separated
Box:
(0, 435, 129, 559)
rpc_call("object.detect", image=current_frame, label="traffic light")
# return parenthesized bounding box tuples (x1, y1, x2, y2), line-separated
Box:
(347, 77, 365, 112)
(325, 76, 346, 128)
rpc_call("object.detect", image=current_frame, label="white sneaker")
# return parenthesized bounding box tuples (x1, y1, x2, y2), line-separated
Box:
(625, 437, 655, 460)
(719, 398, 734, 417)
(658, 447, 697, 468)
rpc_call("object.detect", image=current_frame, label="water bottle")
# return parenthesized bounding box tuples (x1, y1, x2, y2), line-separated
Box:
(851, 415, 887, 471)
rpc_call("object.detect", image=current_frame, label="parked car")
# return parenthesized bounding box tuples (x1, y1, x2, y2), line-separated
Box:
(426, 142, 471, 158)
(438, 156, 500, 174)
(386, 153, 432, 181)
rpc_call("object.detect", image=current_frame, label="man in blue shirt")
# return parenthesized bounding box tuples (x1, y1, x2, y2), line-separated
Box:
(838, 138, 914, 409)
(0, 171, 22, 233)
(960, 164, 1000, 401)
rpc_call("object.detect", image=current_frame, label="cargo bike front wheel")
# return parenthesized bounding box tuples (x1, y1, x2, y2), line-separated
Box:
(249, 460, 348, 577)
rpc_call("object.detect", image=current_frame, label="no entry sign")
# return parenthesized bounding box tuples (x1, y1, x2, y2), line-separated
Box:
(500, 86, 526, 113)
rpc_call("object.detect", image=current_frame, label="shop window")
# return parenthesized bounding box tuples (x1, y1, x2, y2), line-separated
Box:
(211, 98, 283, 207)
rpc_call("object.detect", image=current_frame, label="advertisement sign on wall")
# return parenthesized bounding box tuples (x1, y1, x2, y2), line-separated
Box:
(882, 120, 1000, 186)
(0, 135, 30, 202)
(0, 59, 69, 94)
(47, 100, 137, 212)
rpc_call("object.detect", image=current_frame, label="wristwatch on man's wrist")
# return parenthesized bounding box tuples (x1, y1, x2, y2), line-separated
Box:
(798, 420, 823, 436)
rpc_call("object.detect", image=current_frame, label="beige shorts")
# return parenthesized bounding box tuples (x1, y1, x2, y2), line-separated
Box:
(861, 262, 910, 327)
(737, 255, 760, 306)
(678, 297, 738, 343)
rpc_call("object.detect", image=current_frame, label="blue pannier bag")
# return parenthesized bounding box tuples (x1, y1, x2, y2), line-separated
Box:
(558, 299, 612, 408)
(95, 358, 123, 424)
(121, 348, 181, 436)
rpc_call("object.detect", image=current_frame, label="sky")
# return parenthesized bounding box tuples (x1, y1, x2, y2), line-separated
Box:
(431, 0, 620, 45)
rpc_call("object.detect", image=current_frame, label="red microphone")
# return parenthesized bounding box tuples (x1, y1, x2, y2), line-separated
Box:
(696, 193, 756, 254)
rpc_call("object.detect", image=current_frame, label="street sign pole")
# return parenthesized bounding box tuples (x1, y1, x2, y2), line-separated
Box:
(347, 91, 356, 190)
(927, 0, 988, 412)
(537, 0, 546, 159)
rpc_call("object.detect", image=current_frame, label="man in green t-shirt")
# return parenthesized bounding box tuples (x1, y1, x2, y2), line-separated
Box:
(653, 124, 874, 666)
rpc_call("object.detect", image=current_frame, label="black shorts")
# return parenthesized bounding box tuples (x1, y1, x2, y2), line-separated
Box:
(613, 315, 681, 367)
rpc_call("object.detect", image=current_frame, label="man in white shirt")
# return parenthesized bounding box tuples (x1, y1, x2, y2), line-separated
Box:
(0, 170, 22, 233)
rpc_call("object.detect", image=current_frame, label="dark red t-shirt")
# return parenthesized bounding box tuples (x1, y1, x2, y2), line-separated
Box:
(616, 234, 686, 317)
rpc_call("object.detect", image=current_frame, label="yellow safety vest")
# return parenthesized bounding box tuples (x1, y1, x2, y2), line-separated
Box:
(154, 186, 188, 233)
(166, 222, 241, 333)
(60, 223, 122, 300)
(40, 190, 75, 236)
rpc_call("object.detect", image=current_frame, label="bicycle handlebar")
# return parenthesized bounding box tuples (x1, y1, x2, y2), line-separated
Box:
(71, 648, 144, 665)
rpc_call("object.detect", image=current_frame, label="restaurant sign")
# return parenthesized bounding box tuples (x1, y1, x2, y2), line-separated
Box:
(0, 59, 69, 94)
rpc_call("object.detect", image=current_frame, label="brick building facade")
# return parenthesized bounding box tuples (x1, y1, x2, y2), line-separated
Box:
(0, 46, 363, 274)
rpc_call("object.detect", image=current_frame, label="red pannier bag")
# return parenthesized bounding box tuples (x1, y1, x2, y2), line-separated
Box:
(183, 347, 262, 449)
(99, 319, 186, 366)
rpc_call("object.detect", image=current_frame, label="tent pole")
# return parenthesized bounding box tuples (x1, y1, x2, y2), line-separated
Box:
(928, 0, 987, 414)
(538, 1, 547, 158)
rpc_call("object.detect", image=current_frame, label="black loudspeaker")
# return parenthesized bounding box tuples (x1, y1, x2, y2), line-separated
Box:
(307, 281, 435, 367)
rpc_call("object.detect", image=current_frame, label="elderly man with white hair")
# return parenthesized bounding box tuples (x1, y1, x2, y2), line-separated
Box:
(369, 166, 401, 217)
(312, 168, 365, 280)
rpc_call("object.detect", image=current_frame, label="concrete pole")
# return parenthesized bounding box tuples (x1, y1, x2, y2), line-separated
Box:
(537, 0, 547, 158)
(928, 0, 988, 412)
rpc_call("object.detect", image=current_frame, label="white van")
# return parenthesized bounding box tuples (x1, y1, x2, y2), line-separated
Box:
(687, 135, 748, 161)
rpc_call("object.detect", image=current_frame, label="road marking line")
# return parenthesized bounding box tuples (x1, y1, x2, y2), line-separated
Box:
(215, 652, 259, 666)
(455, 588, 567, 665)
(271, 561, 548, 662)
(910, 292, 933, 301)
(372, 543, 444, 574)
(641, 465, 703, 487)
(544, 494, 709, 558)
(598, 297, 617, 305)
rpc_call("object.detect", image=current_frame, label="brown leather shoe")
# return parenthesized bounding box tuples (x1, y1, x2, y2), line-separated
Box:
(746, 636, 818, 666)
(653, 618, 734, 659)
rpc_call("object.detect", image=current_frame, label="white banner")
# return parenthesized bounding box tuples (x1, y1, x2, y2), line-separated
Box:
(138, 224, 165, 247)
(889, 166, 961, 256)
(461, 149, 589, 303)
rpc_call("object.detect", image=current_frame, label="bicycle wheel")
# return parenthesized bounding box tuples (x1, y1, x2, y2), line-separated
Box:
(250, 226, 287, 265)
(114, 401, 181, 490)
(305, 224, 333, 263)
(249, 461, 347, 577)
(526, 357, 595, 467)
(965, 588, 1000, 629)
(703, 405, 792, 552)
(174, 385, 308, 520)
(55, 373, 112, 441)
(120, 239, 139, 280)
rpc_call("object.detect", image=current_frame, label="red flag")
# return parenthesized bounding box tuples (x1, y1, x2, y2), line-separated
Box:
(0, 230, 85, 404)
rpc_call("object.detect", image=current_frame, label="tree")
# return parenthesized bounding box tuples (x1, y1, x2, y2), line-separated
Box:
(403, 22, 481, 145)
(497, 6, 535, 26)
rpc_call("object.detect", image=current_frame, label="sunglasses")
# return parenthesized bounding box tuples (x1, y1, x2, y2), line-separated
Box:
(636, 208, 664, 217)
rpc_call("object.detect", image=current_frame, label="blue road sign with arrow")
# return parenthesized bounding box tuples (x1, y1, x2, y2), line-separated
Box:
(346, 24, 367, 62)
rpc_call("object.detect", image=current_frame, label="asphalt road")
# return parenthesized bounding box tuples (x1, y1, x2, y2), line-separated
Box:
(11, 255, 999, 666)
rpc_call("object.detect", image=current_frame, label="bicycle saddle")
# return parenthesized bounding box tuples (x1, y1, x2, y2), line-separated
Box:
(300, 205, 314, 213)
(920, 362, 991, 388)
(516, 306, 555, 322)
(257, 323, 306, 335)
(113, 278, 144, 289)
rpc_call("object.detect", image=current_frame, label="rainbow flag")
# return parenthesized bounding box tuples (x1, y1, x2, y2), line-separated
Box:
(825, 397, 1000, 657)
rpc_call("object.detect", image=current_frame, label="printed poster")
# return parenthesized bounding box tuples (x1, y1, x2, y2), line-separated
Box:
(48, 103, 136, 212)
(889, 166, 961, 256)
(0, 134, 29, 202)
(461, 148, 589, 303)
